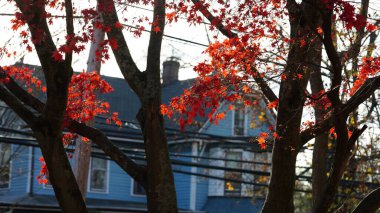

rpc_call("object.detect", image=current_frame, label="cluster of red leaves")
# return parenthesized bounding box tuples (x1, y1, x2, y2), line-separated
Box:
(162, 0, 372, 150)
(167, 0, 284, 36)
(305, 89, 332, 111)
(1, 66, 46, 93)
(328, 127, 353, 140)
(161, 37, 262, 130)
(162, 0, 288, 149)
(322, 0, 366, 30)
(64, 71, 122, 132)
(351, 57, 380, 96)
(37, 157, 48, 184)
(1, 66, 121, 183)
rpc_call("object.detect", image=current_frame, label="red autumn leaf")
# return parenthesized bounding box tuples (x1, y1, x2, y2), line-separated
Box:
(52, 50, 63, 61)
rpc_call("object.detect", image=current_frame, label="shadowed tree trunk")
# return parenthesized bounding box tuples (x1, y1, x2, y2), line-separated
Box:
(99, 0, 178, 211)
(309, 39, 329, 213)
(261, 0, 323, 212)
(351, 187, 380, 213)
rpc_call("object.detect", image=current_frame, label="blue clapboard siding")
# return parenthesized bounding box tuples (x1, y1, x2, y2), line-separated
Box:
(28, 145, 195, 208)
(202, 105, 234, 136)
(87, 161, 146, 203)
(171, 144, 192, 210)
(201, 104, 271, 137)
(1, 145, 30, 196)
(195, 155, 209, 211)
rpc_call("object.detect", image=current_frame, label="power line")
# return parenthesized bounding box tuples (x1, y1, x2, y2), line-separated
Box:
(2, 136, 380, 188)
(0, 13, 209, 48)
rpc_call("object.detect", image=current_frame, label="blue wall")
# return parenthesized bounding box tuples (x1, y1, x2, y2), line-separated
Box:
(201, 104, 271, 137)
(5, 145, 197, 211)
(0, 145, 30, 196)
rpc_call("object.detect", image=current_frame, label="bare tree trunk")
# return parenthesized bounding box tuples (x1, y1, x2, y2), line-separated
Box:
(138, 100, 178, 213)
(308, 40, 329, 213)
(262, 1, 322, 212)
(98, 0, 178, 211)
(36, 132, 87, 212)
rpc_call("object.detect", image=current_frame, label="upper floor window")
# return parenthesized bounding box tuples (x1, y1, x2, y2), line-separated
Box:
(233, 103, 246, 136)
(88, 157, 108, 193)
(0, 143, 11, 189)
(224, 151, 242, 196)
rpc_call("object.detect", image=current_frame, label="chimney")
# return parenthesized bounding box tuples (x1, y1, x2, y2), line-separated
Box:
(162, 57, 180, 85)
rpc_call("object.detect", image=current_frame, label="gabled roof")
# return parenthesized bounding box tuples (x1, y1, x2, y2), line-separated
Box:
(3, 64, 272, 150)
(98, 75, 199, 130)
(11, 63, 204, 131)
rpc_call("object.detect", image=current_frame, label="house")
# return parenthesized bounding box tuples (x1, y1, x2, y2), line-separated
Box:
(0, 58, 275, 212)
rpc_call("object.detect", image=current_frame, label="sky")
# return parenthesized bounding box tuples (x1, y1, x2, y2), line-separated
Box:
(0, 2, 213, 80)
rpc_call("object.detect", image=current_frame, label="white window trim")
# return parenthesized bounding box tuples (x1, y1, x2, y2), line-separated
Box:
(87, 157, 110, 194)
(0, 143, 12, 190)
(130, 178, 146, 197)
(232, 106, 248, 136)
(26, 147, 32, 193)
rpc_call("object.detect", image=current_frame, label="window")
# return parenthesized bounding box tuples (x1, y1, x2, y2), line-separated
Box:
(132, 179, 146, 196)
(233, 103, 246, 136)
(0, 143, 11, 189)
(89, 157, 108, 193)
(224, 151, 242, 196)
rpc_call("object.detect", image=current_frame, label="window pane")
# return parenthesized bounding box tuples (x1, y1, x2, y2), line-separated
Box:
(90, 170, 106, 191)
(133, 180, 146, 195)
(89, 158, 107, 192)
(225, 152, 242, 196)
(92, 158, 107, 170)
(234, 104, 245, 136)
(0, 143, 10, 188)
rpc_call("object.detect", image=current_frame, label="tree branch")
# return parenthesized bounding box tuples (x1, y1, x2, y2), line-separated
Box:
(251, 68, 279, 102)
(191, 0, 278, 102)
(14, 0, 62, 81)
(315, 125, 367, 213)
(98, 0, 145, 96)
(68, 120, 147, 186)
(64, 0, 74, 66)
(1, 72, 147, 186)
(351, 187, 380, 213)
(146, 0, 165, 76)
(14, 0, 72, 125)
(299, 75, 380, 147)
(0, 84, 38, 129)
(190, 0, 238, 38)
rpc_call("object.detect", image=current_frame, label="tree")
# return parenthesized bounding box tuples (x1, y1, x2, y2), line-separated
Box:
(162, 0, 380, 212)
(0, 0, 177, 212)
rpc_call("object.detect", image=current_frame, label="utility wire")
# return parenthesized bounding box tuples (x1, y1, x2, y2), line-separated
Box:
(0, 13, 209, 48)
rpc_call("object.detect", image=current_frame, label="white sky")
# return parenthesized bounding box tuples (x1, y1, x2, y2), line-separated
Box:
(0, 2, 214, 80)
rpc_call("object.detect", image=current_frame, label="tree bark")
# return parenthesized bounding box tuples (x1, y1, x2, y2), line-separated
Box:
(262, 1, 322, 212)
(98, 0, 179, 211)
(308, 39, 328, 213)
(9, 0, 88, 211)
(35, 131, 87, 212)
(137, 100, 178, 213)
(351, 187, 380, 213)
